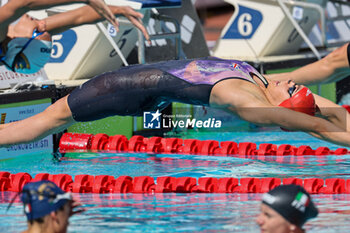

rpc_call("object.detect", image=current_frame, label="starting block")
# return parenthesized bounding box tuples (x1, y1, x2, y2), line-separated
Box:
(213, 0, 322, 60)
(39, 0, 182, 81)
(213, 0, 350, 61)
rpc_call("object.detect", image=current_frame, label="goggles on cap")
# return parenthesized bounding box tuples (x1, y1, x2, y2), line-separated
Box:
(7, 180, 72, 221)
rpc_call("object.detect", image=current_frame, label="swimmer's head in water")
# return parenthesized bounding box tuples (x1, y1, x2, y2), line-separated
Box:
(20, 180, 72, 221)
(262, 184, 318, 227)
(279, 86, 316, 116)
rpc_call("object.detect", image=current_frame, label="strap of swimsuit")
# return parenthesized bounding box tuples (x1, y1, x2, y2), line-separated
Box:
(251, 71, 269, 88)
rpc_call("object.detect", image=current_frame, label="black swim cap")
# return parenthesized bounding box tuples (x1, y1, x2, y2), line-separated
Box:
(262, 184, 318, 227)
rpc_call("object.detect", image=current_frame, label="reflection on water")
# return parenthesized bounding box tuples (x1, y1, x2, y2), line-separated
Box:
(1, 152, 349, 179)
(2, 192, 350, 233)
(0, 131, 350, 232)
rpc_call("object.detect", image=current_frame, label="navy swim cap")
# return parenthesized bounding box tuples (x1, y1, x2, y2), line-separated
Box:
(3, 37, 52, 74)
(21, 180, 72, 221)
(262, 184, 318, 227)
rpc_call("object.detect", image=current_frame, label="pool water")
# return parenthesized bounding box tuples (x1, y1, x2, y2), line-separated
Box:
(1, 131, 350, 232)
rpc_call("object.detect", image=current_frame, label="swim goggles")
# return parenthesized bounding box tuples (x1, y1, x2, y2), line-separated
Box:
(7, 186, 72, 221)
(288, 84, 297, 97)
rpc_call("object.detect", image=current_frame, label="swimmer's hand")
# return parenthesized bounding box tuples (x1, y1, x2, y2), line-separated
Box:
(37, 20, 46, 33)
(114, 6, 150, 43)
(69, 200, 86, 217)
(87, 0, 119, 30)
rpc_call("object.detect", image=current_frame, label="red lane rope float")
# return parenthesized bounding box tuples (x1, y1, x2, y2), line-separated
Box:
(1, 171, 350, 194)
(59, 133, 349, 156)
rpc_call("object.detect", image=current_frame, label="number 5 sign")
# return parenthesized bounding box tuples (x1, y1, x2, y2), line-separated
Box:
(49, 29, 77, 63)
(223, 5, 262, 39)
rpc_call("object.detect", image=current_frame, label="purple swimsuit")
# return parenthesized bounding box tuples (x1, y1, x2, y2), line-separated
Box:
(68, 57, 269, 121)
(165, 57, 268, 87)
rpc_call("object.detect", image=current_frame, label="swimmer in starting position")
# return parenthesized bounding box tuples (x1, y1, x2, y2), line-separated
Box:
(256, 184, 318, 233)
(0, 1, 149, 74)
(0, 42, 350, 147)
(0, 0, 120, 43)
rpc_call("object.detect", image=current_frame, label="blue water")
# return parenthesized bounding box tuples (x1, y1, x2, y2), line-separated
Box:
(1, 131, 350, 232)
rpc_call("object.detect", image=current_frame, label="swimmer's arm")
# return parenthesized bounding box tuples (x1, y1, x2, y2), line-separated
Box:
(235, 100, 350, 147)
(266, 43, 350, 85)
(42, 5, 149, 41)
(313, 94, 350, 131)
(0, 0, 118, 41)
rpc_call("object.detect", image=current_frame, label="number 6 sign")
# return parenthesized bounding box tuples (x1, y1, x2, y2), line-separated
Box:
(223, 5, 262, 39)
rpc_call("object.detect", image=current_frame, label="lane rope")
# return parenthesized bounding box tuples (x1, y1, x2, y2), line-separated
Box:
(59, 133, 349, 156)
(1, 171, 349, 194)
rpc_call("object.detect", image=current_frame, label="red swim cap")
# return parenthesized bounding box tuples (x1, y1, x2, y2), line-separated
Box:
(279, 87, 316, 116)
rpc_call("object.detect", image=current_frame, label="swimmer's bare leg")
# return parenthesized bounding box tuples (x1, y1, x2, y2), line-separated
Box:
(0, 96, 75, 147)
